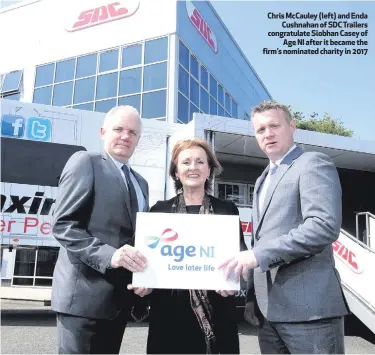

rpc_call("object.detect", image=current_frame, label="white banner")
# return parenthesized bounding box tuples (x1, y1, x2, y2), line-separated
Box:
(132, 212, 240, 290)
(333, 231, 375, 309)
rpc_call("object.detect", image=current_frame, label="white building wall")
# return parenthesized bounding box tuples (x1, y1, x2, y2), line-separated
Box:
(0, 0, 178, 101)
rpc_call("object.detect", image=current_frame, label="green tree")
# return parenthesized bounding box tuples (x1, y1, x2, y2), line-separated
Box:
(288, 107, 353, 137)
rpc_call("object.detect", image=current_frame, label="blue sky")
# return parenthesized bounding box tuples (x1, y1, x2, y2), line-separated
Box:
(211, 1, 375, 141)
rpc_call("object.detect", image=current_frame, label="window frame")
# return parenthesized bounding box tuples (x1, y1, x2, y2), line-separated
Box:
(31, 36, 169, 118)
(0, 70, 23, 99)
(215, 182, 254, 208)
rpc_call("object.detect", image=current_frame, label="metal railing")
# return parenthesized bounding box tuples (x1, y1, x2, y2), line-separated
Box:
(355, 211, 375, 249)
(341, 228, 375, 255)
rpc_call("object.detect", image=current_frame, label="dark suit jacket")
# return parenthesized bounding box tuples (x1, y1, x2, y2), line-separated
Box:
(147, 194, 245, 354)
(51, 151, 149, 319)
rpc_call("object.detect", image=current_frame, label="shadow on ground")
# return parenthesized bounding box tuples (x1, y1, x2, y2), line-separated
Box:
(345, 313, 375, 345)
(2, 307, 374, 346)
(1, 310, 56, 327)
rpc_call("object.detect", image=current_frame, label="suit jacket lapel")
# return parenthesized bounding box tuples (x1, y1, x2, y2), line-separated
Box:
(255, 146, 303, 237)
(258, 164, 289, 224)
(102, 153, 134, 228)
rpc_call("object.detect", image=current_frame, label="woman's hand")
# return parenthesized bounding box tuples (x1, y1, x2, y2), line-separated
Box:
(215, 290, 235, 297)
(127, 284, 153, 297)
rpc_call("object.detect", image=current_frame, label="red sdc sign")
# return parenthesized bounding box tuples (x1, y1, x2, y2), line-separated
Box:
(66, 0, 139, 32)
(332, 240, 364, 274)
(186, 1, 218, 53)
(241, 221, 253, 234)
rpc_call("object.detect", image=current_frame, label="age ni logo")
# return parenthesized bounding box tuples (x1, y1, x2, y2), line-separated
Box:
(1, 114, 51, 142)
(146, 228, 215, 262)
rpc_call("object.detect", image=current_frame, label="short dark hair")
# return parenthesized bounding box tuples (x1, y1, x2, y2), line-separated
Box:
(169, 138, 223, 193)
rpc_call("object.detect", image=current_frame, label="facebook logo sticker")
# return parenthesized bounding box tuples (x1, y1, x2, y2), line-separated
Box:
(1, 114, 25, 138)
(26, 117, 51, 142)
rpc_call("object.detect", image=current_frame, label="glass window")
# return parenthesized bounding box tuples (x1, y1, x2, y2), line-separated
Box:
(178, 65, 189, 98)
(13, 278, 33, 286)
(143, 62, 167, 91)
(95, 99, 117, 113)
(190, 102, 199, 122)
(35, 249, 58, 277)
(96, 72, 118, 100)
(178, 93, 189, 124)
(119, 68, 141, 96)
(218, 183, 246, 205)
(200, 87, 209, 114)
(73, 77, 95, 104)
(142, 90, 166, 118)
(52, 81, 73, 106)
(35, 64, 55, 87)
(99, 49, 119, 73)
(244, 112, 250, 121)
(225, 111, 230, 117)
(218, 105, 225, 117)
(232, 100, 238, 118)
(2, 70, 22, 93)
(122, 44, 142, 68)
(3, 92, 20, 100)
(76, 53, 97, 78)
(190, 55, 199, 80)
(233, 185, 240, 203)
(218, 84, 224, 106)
(1, 139, 85, 187)
(33, 86, 52, 105)
(73, 102, 93, 111)
(226, 184, 233, 201)
(35, 278, 52, 286)
(118, 94, 141, 113)
(225, 93, 231, 114)
(190, 77, 199, 107)
(209, 75, 217, 99)
(200, 66, 208, 90)
(248, 185, 255, 206)
(14, 249, 35, 276)
(179, 40, 189, 70)
(218, 183, 225, 200)
(55, 59, 75, 83)
(209, 97, 217, 115)
(145, 37, 168, 64)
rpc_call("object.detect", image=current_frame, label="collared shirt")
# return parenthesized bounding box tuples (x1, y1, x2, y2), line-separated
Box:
(271, 144, 297, 167)
(107, 153, 146, 212)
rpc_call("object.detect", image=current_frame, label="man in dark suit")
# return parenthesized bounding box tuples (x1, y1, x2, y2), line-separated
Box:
(220, 101, 349, 353)
(51, 105, 150, 354)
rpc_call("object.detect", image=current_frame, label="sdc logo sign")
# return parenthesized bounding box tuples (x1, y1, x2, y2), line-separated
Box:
(66, 0, 140, 32)
(332, 240, 364, 274)
(186, 1, 218, 53)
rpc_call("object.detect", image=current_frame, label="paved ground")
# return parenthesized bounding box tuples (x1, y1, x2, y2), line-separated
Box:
(1, 300, 375, 354)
